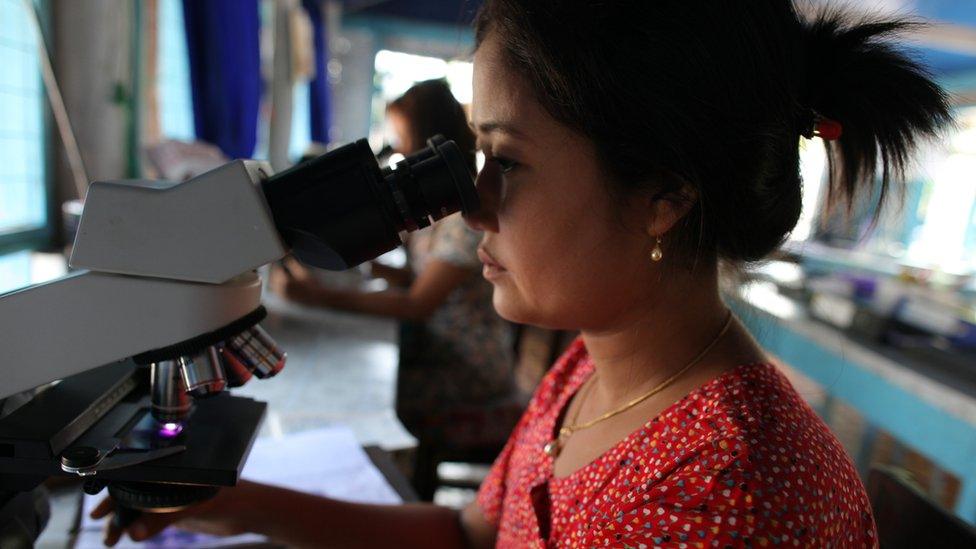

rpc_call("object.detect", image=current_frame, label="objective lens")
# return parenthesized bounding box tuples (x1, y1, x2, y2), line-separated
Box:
(179, 347, 227, 397)
(150, 360, 191, 423)
(218, 343, 255, 387)
(222, 325, 286, 379)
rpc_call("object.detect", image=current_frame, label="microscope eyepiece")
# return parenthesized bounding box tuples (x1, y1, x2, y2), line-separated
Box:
(260, 136, 479, 270)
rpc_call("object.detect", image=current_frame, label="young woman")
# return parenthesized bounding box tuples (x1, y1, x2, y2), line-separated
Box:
(97, 1, 949, 547)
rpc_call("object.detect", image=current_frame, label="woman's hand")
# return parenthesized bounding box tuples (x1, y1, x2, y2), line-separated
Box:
(368, 261, 414, 287)
(90, 482, 258, 546)
(269, 258, 334, 306)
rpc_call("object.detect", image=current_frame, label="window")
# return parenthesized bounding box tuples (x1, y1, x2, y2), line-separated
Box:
(0, 250, 31, 294)
(0, 0, 52, 295)
(0, 249, 64, 294)
(290, 81, 312, 160)
(0, 0, 47, 243)
(373, 49, 472, 104)
(157, 0, 194, 141)
(904, 119, 976, 274)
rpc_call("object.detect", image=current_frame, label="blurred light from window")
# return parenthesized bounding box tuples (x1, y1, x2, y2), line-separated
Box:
(387, 152, 405, 169)
(906, 153, 976, 274)
(374, 50, 450, 101)
(373, 49, 472, 105)
(0, 251, 31, 295)
(157, 0, 195, 141)
(0, 251, 65, 295)
(0, 0, 46, 234)
(291, 82, 312, 160)
(791, 137, 827, 242)
(445, 61, 473, 104)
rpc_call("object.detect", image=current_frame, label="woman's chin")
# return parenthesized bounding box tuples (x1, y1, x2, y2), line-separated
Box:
(491, 288, 524, 323)
(491, 288, 541, 326)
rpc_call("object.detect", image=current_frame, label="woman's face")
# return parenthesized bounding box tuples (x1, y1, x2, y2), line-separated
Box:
(466, 32, 663, 331)
(386, 109, 414, 155)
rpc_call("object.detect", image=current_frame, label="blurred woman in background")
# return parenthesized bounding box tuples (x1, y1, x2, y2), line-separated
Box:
(271, 79, 517, 452)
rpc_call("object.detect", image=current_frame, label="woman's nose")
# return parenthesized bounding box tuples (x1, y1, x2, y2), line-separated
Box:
(463, 166, 500, 233)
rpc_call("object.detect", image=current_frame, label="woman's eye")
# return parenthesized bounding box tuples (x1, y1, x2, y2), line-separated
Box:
(492, 156, 519, 174)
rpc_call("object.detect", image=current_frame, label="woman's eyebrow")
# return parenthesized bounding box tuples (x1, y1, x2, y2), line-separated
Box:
(469, 120, 528, 140)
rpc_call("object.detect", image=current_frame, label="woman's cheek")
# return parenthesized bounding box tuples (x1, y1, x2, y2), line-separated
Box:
(509, 260, 563, 326)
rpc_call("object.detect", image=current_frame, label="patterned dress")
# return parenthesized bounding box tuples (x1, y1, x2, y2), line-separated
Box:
(395, 212, 516, 436)
(478, 338, 877, 548)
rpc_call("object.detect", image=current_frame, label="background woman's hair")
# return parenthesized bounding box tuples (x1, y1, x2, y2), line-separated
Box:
(388, 78, 477, 172)
(475, 1, 952, 263)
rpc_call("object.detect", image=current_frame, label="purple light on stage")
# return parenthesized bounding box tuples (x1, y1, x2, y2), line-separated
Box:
(158, 422, 183, 438)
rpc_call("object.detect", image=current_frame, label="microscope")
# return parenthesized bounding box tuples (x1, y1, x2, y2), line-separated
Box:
(0, 136, 477, 544)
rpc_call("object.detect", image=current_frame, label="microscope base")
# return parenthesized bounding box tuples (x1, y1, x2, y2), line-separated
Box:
(0, 361, 266, 488)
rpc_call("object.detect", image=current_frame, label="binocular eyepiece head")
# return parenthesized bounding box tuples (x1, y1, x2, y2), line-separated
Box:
(261, 136, 478, 271)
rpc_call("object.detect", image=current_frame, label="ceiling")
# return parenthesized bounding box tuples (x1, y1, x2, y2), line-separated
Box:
(343, 0, 482, 25)
(344, 1, 976, 78)
(805, 0, 976, 78)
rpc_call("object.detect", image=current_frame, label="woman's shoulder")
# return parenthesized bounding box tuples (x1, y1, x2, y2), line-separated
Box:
(637, 362, 863, 496)
(592, 362, 876, 547)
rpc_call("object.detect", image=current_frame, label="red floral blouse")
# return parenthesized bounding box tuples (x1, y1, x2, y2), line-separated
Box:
(477, 338, 877, 548)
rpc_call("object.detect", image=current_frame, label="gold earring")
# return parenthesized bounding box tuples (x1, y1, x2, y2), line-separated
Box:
(651, 235, 663, 262)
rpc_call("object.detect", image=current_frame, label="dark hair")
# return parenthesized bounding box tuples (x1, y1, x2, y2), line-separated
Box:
(387, 79, 477, 172)
(475, 1, 952, 262)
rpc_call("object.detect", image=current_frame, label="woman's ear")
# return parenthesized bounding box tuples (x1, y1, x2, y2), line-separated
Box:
(645, 184, 698, 237)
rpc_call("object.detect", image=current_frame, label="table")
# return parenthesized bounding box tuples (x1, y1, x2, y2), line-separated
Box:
(728, 280, 976, 525)
(364, 446, 418, 502)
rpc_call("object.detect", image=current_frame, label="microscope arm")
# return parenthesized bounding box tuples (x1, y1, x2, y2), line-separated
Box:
(0, 160, 285, 400)
(0, 271, 262, 400)
(69, 160, 286, 284)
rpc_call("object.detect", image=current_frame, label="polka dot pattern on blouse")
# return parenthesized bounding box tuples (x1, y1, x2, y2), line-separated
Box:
(477, 337, 877, 548)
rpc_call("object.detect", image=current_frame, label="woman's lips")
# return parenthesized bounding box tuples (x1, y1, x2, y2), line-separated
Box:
(477, 247, 507, 280)
(477, 247, 505, 269)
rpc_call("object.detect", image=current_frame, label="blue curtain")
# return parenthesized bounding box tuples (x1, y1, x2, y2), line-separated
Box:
(182, 0, 262, 159)
(303, 0, 331, 144)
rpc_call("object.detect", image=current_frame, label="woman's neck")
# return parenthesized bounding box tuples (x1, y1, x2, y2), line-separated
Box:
(579, 267, 739, 405)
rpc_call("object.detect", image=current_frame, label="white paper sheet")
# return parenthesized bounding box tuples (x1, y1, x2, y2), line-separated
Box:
(75, 425, 402, 548)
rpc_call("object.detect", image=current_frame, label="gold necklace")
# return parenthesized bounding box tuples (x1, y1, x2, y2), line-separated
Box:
(543, 310, 734, 458)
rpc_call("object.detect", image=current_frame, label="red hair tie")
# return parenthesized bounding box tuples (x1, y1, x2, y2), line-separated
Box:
(814, 116, 843, 141)
(802, 110, 843, 141)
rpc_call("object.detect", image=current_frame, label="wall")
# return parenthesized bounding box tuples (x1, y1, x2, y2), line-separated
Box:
(50, 0, 133, 201)
(330, 15, 474, 144)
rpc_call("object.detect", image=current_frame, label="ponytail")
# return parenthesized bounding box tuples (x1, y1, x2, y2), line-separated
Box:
(801, 9, 953, 217)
